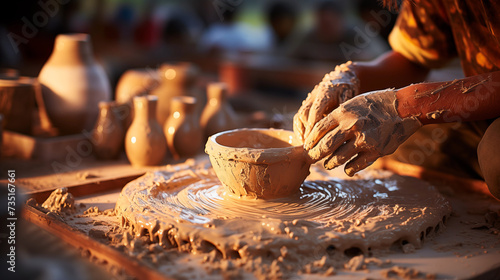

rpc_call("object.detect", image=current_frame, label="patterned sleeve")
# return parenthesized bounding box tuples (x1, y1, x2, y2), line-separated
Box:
(388, 0, 457, 68)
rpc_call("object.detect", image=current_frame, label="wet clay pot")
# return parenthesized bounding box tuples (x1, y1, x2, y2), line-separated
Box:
(91, 101, 124, 160)
(200, 82, 238, 138)
(205, 128, 312, 199)
(164, 96, 203, 160)
(125, 96, 167, 166)
(38, 34, 111, 135)
(151, 63, 199, 126)
(115, 68, 160, 129)
(0, 77, 36, 134)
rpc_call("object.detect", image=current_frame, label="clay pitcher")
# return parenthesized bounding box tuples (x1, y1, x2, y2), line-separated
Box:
(200, 82, 238, 138)
(91, 101, 124, 160)
(115, 68, 160, 129)
(38, 33, 111, 135)
(151, 62, 199, 126)
(164, 96, 203, 159)
(125, 96, 167, 166)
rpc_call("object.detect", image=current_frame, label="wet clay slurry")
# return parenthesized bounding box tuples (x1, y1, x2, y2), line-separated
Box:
(116, 161, 451, 275)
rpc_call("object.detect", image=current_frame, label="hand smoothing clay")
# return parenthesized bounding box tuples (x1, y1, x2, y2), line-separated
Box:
(116, 160, 451, 278)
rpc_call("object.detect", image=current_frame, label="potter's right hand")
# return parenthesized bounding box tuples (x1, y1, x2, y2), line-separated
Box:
(293, 62, 360, 143)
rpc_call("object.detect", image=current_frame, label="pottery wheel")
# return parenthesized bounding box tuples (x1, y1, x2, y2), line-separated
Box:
(116, 160, 451, 266)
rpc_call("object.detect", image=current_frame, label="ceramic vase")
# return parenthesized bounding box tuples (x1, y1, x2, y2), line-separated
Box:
(115, 68, 160, 129)
(125, 96, 167, 166)
(38, 33, 111, 135)
(91, 101, 124, 160)
(151, 62, 200, 126)
(200, 82, 238, 138)
(164, 96, 203, 160)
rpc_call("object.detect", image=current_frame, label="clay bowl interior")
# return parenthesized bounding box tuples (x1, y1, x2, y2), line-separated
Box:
(205, 128, 312, 199)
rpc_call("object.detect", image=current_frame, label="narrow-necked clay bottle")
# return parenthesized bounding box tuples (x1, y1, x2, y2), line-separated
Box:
(151, 62, 199, 126)
(164, 96, 203, 160)
(91, 101, 124, 160)
(115, 68, 160, 129)
(125, 96, 166, 166)
(38, 34, 111, 135)
(200, 82, 238, 137)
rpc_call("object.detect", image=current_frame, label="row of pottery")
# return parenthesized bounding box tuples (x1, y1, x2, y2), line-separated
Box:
(20, 32, 237, 166)
(122, 82, 237, 166)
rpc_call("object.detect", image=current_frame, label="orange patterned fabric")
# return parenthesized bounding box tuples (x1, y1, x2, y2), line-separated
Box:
(389, 0, 500, 76)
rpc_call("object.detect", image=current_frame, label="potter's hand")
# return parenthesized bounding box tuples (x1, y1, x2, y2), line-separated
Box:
(303, 89, 422, 176)
(293, 62, 360, 142)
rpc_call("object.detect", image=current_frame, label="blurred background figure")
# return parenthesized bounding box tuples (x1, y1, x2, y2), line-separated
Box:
(264, 1, 300, 55)
(292, 0, 388, 62)
(198, 4, 269, 58)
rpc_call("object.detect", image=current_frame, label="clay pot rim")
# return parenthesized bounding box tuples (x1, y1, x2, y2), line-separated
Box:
(206, 128, 309, 164)
(57, 33, 90, 42)
(171, 96, 197, 105)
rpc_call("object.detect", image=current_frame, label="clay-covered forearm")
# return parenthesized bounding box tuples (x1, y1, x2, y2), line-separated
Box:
(396, 71, 500, 125)
(351, 51, 430, 93)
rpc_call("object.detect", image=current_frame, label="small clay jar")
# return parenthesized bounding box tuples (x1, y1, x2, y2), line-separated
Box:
(38, 34, 111, 135)
(91, 101, 124, 160)
(151, 62, 199, 126)
(125, 96, 167, 166)
(200, 82, 238, 138)
(0, 77, 37, 134)
(115, 68, 160, 129)
(164, 96, 203, 160)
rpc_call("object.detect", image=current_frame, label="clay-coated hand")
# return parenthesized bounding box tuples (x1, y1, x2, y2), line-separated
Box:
(293, 62, 359, 143)
(303, 89, 422, 176)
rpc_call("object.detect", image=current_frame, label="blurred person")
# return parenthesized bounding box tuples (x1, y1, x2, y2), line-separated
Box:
(198, 7, 269, 56)
(264, 1, 300, 54)
(294, 0, 500, 199)
(292, 0, 387, 62)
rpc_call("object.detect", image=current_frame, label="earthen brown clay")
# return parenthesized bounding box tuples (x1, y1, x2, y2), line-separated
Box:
(91, 101, 124, 160)
(200, 82, 238, 138)
(38, 34, 111, 135)
(125, 96, 167, 166)
(115, 68, 160, 129)
(116, 161, 451, 277)
(205, 128, 312, 199)
(478, 118, 500, 200)
(0, 77, 37, 135)
(41, 187, 75, 213)
(164, 96, 203, 160)
(151, 63, 199, 126)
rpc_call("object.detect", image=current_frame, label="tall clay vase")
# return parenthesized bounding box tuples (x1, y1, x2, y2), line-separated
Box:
(125, 96, 167, 166)
(91, 101, 124, 160)
(38, 34, 111, 135)
(151, 62, 199, 126)
(200, 82, 238, 138)
(164, 96, 203, 160)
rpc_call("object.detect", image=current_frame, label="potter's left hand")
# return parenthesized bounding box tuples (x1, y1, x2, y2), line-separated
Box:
(303, 89, 422, 176)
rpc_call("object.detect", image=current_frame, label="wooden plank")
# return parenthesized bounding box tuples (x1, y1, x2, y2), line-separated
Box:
(23, 205, 171, 280)
(25, 174, 143, 204)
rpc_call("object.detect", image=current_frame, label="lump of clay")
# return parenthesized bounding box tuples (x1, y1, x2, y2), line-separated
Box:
(41, 187, 76, 213)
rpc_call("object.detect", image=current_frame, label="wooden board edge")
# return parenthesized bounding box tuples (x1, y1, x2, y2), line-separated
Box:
(24, 174, 144, 204)
(22, 204, 172, 280)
